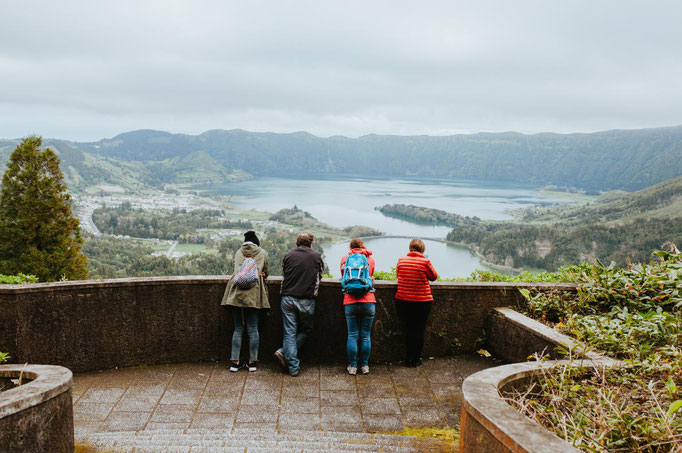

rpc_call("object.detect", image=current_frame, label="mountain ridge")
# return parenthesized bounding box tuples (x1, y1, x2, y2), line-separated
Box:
(1, 125, 681, 192)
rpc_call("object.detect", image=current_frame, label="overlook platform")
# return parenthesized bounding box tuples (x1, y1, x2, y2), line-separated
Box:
(73, 356, 494, 451)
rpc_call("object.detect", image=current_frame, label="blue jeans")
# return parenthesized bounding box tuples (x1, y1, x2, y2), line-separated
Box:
(345, 303, 375, 367)
(276, 295, 315, 374)
(230, 307, 260, 362)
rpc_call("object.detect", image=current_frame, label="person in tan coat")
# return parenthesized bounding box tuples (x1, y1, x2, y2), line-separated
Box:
(221, 231, 269, 371)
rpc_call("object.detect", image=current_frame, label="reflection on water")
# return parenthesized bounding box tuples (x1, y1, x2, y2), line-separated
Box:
(197, 175, 568, 237)
(323, 237, 493, 279)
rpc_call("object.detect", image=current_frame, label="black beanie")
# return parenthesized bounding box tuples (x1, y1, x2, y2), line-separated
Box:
(244, 230, 260, 246)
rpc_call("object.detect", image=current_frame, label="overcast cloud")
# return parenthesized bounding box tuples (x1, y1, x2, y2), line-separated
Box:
(1, 1, 681, 141)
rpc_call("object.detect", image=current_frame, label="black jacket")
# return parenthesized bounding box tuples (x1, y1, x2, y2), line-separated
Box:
(280, 246, 324, 299)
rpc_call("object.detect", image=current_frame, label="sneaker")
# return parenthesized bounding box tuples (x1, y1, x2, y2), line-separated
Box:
(347, 366, 357, 376)
(360, 366, 370, 375)
(247, 362, 257, 372)
(289, 370, 299, 377)
(274, 350, 287, 372)
(229, 361, 241, 372)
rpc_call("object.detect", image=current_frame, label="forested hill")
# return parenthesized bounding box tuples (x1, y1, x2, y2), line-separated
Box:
(446, 175, 682, 271)
(2, 125, 682, 192)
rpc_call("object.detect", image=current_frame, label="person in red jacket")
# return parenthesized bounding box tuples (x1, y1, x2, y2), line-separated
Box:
(340, 238, 376, 375)
(395, 238, 438, 367)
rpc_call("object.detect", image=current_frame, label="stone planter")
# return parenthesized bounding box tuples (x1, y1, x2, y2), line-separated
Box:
(460, 308, 619, 452)
(0, 364, 74, 453)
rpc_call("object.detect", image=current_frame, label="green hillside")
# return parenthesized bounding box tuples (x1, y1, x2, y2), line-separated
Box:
(445, 176, 682, 271)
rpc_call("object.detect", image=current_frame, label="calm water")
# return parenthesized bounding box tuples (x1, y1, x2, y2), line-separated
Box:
(198, 176, 568, 276)
(324, 237, 494, 279)
(199, 175, 567, 237)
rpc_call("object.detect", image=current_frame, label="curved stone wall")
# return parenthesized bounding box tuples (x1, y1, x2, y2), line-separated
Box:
(0, 364, 74, 452)
(0, 276, 575, 372)
(461, 308, 618, 452)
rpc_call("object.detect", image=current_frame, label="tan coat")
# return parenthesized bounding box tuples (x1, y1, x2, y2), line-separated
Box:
(221, 242, 270, 309)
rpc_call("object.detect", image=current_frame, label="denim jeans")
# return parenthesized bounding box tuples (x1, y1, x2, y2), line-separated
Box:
(345, 302, 375, 367)
(230, 306, 260, 362)
(276, 295, 315, 374)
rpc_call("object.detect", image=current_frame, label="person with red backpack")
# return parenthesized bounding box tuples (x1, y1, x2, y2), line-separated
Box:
(340, 238, 376, 375)
(221, 230, 269, 372)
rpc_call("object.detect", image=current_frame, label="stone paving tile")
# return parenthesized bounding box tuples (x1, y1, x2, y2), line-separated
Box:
(197, 396, 239, 413)
(232, 421, 278, 431)
(363, 414, 405, 432)
(101, 411, 151, 431)
(320, 376, 356, 391)
(204, 380, 244, 397)
(151, 404, 196, 423)
(240, 390, 280, 405)
(360, 397, 401, 415)
(357, 385, 396, 398)
(397, 393, 438, 407)
(160, 388, 204, 405)
(143, 422, 190, 431)
(168, 374, 210, 389)
(402, 407, 447, 428)
(114, 393, 161, 411)
(190, 413, 235, 429)
(236, 406, 278, 423)
(280, 397, 319, 414)
(74, 402, 115, 421)
(73, 420, 103, 437)
(79, 386, 127, 403)
(321, 406, 362, 424)
(452, 355, 498, 378)
(321, 422, 365, 432)
(282, 381, 317, 397)
(320, 390, 358, 406)
(278, 413, 323, 431)
(133, 366, 176, 380)
(134, 447, 190, 453)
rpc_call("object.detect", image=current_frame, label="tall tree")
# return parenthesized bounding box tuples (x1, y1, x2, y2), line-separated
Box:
(0, 136, 87, 281)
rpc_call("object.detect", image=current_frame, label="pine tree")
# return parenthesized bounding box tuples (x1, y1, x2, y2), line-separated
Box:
(0, 136, 88, 281)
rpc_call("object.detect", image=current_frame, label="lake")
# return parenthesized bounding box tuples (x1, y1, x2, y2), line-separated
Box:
(198, 176, 569, 277)
(199, 175, 568, 237)
(323, 237, 494, 279)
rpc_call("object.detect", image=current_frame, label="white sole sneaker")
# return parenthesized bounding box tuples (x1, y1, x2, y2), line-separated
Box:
(347, 366, 357, 376)
(361, 366, 370, 375)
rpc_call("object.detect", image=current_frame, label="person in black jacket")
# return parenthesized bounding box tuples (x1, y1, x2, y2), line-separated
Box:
(273, 232, 324, 377)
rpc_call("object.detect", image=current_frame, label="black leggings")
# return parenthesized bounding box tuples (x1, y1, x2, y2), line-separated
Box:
(395, 299, 432, 365)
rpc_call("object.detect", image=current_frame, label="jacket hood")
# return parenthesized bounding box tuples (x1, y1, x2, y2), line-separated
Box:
(241, 242, 262, 257)
(348, 248, 372, 257)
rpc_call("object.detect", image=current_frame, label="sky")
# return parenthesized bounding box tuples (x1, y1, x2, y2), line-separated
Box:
(1, 1, 682, 142)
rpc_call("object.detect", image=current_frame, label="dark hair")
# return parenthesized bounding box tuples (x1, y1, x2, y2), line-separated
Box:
(296, 232, 314, 247)
(244, 230, 260, 246)
(409, 238, 425, 253)
(349, 238, 365, 249)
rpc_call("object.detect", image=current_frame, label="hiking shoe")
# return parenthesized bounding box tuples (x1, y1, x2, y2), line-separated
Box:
(247, 361, 258, 372)
(361, 366, 370, 375)
(347, 366, 357, 376)
(229, 361, 241, 372)
(274, 350, 287, 372)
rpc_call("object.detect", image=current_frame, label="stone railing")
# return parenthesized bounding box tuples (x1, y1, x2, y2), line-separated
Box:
(0, 277, 576, 372)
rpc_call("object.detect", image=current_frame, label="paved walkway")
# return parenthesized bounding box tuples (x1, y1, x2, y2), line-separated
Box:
(73, 355, 495, 451)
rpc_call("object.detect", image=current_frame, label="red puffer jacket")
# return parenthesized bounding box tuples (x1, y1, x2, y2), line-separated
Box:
(395, 251, 438, 302)
(340, 248, 376, 305)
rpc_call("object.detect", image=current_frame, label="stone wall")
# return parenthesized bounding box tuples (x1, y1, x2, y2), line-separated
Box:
(0, 364, 74, 453)
(0, 277, 575, 372)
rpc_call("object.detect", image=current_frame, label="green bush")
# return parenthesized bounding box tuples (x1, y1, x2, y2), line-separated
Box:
(0, 273, 38, 284)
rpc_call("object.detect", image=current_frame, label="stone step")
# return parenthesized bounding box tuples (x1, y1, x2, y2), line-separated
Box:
(80, 428, 451, 452)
